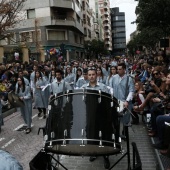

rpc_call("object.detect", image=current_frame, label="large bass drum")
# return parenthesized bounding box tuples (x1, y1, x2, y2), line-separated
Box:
(45, 89, 120, 156)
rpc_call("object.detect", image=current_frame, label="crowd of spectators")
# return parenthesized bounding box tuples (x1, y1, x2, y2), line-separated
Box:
(0, 53, 170, 168)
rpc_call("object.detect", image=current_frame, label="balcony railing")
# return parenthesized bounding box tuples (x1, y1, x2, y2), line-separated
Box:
(51, 15, 84, 33)
(50, 0, 73, 9)
(52, 15, 74, 21)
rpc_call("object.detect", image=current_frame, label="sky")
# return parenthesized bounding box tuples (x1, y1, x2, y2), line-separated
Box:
(110, 0, 138, 42)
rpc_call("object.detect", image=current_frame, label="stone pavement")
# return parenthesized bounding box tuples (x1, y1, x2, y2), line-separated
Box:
(0, 109, 157, 170)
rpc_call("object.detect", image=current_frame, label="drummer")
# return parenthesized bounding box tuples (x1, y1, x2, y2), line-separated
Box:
(81, 67, 111, 169)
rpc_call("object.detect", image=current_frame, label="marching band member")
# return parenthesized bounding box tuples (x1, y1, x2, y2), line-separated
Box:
(74, 68, 83, 88)
(75, 68, 89, 89)
(16, 77, 32, 134)
(96, 67, 107, 84)
(48, 70, 56, 83)
(50, 69, 72, 95)
(106, 66, 117, 87)
(33, 71, 49, 119)
(64, 66, 75, 89)
(81, 67, 111, 169)
(111, 63, 135, 125)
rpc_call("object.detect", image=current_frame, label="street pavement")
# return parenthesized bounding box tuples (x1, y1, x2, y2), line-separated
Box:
(0, 109, 157, 170)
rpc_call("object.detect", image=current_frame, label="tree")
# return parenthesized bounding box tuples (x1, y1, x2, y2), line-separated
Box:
(84, 39, 108, 59)
(136, 0, 170, 37)
(0, 0, 25, 40)
(134, 0, 170, 54)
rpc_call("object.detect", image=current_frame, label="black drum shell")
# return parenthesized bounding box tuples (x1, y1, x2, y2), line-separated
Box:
(46, 89, 120, 156)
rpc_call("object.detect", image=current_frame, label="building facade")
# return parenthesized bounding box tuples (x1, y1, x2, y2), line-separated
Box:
(111, 7, 126, 56)
(7, 0, 85, 61)
(98, 0, 112, 51)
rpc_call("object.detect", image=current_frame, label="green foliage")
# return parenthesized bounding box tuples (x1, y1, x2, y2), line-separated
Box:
(84, 39, 108, 59)
(134, 0, 170, 50)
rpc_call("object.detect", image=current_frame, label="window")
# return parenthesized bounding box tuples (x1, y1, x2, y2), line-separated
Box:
(113, 16, 125, 21)
(6, 33, 16, 45)
(20, 30, 41, 42)
(20, 32, 31, 42)
(113, 22, 125, 27)
(113, 33, 126, 38)
(82, 1, 85, 10)
(48, 30, 66, 40)
(77, 14, 80, 23)
(27, 9, 35, 19)
(32, 30, 41, 42)
(75, 34, 80, 44)
(83, 14, 86, 24)
(88, 29, 91, 38)
(84, 28, 87, 37)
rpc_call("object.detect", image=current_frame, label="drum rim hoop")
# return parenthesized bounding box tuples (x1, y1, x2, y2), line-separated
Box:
(50, 92, 118, 104)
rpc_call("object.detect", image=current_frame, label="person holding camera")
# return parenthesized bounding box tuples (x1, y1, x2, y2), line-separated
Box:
(134, 70, 163, 112)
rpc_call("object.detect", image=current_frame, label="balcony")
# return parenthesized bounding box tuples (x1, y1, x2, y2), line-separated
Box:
(105, 34, 110, 40)
(50, 0, 74, 10)
(102, 16, 109, 22)
(103, 11, 109, 17)
(94, 22, 99, 33)
(107, 46, 112, 51)
(104, 23, 110, 29)
(52, 16, 84, 33)
(105, 41, 111, 45)
(104, 6, 109, 11)
(104, 0, 108, 6)
(104, 29, 110, 33)
(18, 15, 83, 33)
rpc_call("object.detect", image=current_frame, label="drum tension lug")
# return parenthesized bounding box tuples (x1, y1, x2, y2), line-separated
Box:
(61, 129, 67, 146)
(99, 131, 104, 148)
(98, 90, 101, 103)
(112, 134, 116, 149)
(43, 135, 48, 149)
(80, 129, 85, 147)
(49, 132, 55, 148)
(119, 137, 124, 154)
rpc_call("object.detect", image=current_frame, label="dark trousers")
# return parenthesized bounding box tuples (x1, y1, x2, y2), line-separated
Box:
(156, 115, 170, 144)
(150, 104, 164, 132)
(38, 108, 46, 115)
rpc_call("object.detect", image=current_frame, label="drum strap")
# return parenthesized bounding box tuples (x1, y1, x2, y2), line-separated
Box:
(125, 76, 129, 100)
(63, 80, 66, 94)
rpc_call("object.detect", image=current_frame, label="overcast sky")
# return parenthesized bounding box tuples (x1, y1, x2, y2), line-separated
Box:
(110, 0, 138, 42)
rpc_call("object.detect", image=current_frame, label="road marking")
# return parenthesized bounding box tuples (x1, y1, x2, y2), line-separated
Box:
(13, 124, 24, 131)
(0, 138, 5, 142)
(1, 138, 15, 149)
(32, 114, 38, 119)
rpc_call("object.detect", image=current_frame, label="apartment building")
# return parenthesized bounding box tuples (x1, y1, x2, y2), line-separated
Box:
(111, 7, 126, 55)
(89, 0, 103, 40)
(6, 0, 85, 61)
(82, 0, 92, 41)
(98, 0, 112, 51)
